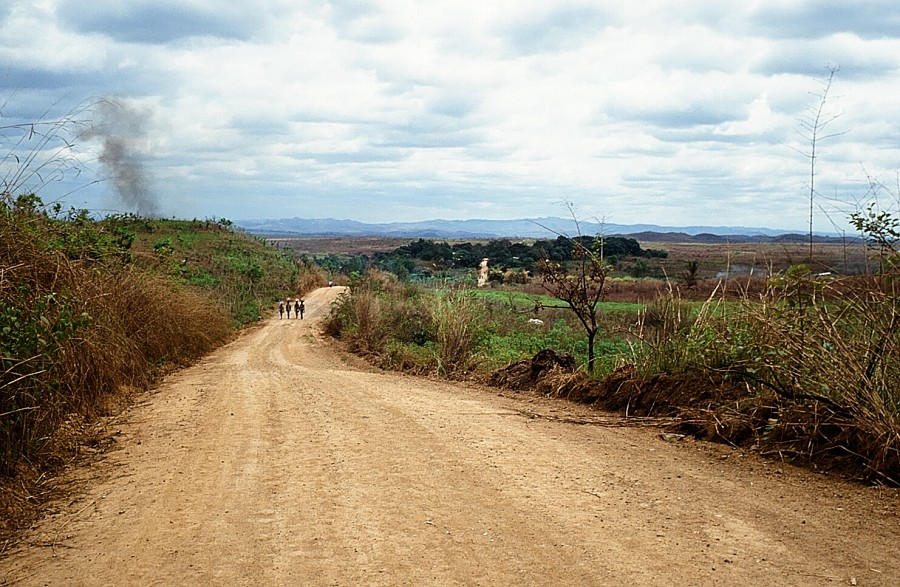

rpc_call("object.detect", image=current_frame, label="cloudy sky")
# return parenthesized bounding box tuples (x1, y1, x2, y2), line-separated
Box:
(2, 1, 899, 231)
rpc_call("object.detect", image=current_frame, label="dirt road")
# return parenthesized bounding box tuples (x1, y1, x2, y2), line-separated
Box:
(2, 286, 898, 586)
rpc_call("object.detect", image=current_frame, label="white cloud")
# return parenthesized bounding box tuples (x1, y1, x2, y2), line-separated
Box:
(2, 0, 899, 231)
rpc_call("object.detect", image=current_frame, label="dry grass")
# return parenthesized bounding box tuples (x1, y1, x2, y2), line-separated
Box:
(645, 240, 869, 280)
(427, 286, 484, 375)
(0, 208, 245, 540)
(488, 268, 900, 484)
(324, 272, 486, 377)
(295, 262, 329, 296)
(744, 274, 900, 482)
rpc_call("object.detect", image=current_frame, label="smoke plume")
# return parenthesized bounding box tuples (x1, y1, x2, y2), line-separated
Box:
(84, 99, 159, 217)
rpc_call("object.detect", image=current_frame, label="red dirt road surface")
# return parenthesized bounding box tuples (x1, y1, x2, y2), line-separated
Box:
(2, 286, 898, 586)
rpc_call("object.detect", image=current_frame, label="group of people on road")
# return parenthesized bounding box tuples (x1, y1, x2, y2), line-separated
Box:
(278, 297, 305, 319)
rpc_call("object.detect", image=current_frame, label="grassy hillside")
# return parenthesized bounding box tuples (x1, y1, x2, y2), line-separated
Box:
(0, 199, 316, 538)
(106, 215, 304, 324)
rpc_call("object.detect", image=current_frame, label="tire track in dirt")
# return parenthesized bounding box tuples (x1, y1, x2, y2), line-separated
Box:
(2, 286, 898, 586)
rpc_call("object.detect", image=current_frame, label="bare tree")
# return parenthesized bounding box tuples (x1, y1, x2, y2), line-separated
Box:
(793, 66, 847, 263)
(535, 204, 610, 374)
(593, 212, 612, 263)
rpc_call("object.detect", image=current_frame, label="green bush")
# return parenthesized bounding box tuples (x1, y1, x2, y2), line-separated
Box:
(325, 274, 490, 376)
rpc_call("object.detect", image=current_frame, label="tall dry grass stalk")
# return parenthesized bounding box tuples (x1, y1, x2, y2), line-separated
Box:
(322, 271, 393, 350)
(750, 274, 899, 481)
(324, 274, 486, 376)
(427, 286, 484, 375)
(349, 287, 385, 349)
(628, 283, 739, 376)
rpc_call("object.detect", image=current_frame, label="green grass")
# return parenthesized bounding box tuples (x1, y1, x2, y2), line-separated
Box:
(479, 318, 630, 373)
(118, 218, 300, 325)
(327, 280, 636, 376)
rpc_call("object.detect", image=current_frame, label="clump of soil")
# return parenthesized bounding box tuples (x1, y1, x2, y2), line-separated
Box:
(489, 349, 576, 390)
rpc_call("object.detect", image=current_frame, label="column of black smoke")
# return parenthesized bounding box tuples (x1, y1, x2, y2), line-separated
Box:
(83, 99, 159, 217)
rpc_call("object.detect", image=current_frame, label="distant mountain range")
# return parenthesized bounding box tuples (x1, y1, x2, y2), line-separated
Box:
(236, 217, 849, 243)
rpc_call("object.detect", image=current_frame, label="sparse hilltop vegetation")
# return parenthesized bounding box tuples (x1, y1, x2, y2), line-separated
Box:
(0, 195, 321, 536)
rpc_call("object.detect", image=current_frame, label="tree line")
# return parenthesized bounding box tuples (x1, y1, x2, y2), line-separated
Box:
(370, 236, 667, 275)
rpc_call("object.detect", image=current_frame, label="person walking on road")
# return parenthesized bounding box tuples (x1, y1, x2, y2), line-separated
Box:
(278, 300, 285, 319)
(285, 299, 292, 319)
(298, 299, 305, 319)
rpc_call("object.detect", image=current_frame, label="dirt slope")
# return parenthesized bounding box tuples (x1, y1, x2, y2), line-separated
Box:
(2, 286, 898, 586)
